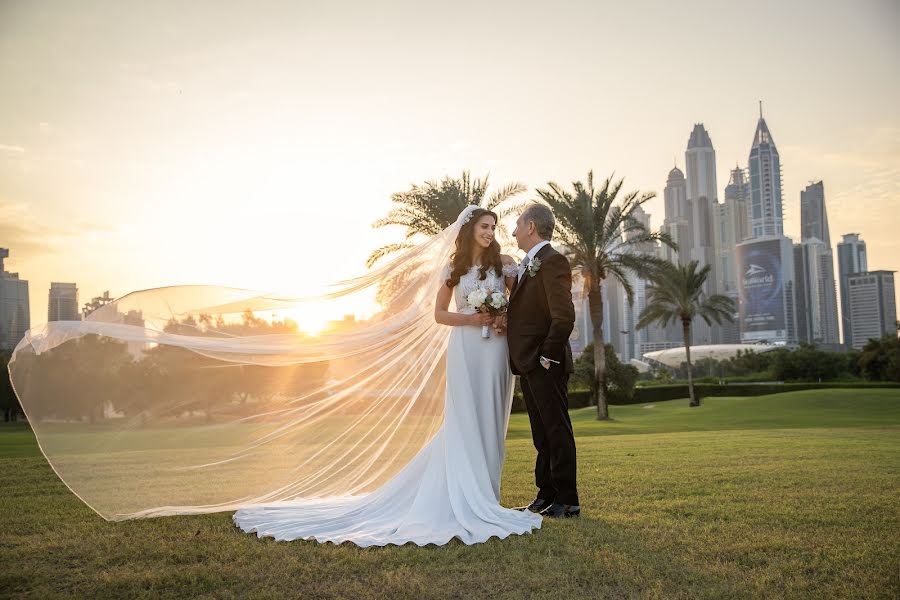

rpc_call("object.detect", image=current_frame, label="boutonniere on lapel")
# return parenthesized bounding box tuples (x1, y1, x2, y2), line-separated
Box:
(526, 256, 542, 277)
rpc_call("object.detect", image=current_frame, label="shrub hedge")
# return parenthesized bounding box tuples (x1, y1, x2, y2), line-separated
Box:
(510, 381, 900, 412)
(629, 381, 900, 405)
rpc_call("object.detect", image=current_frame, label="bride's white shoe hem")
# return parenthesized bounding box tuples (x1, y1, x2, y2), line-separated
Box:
(233, 518, 542, 548)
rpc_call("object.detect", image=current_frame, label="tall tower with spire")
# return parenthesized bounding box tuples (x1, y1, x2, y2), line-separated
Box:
(748, 103, 784, 238)
(737, 105, 797, 345)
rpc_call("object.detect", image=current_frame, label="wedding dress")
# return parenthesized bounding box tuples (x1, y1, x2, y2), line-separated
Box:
(232, 262, 542, 546)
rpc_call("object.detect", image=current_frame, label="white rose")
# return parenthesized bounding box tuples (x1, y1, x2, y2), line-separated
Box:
(489, 292, 506, 309)
(467, 288, 487, 307)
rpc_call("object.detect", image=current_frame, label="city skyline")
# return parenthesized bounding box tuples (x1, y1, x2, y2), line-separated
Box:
(2, 110, 895, 347)
(1, 1, 898, 331)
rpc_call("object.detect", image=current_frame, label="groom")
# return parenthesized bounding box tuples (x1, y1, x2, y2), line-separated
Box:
(507, 203, 580, 518)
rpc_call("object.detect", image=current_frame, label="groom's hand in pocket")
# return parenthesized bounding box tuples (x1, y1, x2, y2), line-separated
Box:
(539, 356, 560, 370)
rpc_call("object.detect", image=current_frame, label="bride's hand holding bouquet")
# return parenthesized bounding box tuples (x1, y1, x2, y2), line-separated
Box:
(466, 287, 508, 338)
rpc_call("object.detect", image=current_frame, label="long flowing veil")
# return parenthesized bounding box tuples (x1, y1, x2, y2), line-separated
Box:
(8, 206, 482, 520)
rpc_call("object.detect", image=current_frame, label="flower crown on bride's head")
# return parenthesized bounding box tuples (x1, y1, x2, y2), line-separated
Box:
(461, 205, 480, 225)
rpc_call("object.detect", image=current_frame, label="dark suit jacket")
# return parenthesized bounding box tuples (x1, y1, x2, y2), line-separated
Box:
(507, 243, 576, 376)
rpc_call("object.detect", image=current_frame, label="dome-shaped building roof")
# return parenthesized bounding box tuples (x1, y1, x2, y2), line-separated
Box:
(667, 165, 685, 182)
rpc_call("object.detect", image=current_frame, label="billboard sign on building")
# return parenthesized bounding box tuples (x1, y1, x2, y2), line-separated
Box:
(737, 238, 788, 342)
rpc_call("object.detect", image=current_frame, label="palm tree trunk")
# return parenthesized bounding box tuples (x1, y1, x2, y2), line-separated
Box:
(682, 318, 698, 407)
(588, 281, 609, 420)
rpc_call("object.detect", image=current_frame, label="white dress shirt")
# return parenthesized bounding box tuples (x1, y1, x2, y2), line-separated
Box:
(517, 240, 552, 282)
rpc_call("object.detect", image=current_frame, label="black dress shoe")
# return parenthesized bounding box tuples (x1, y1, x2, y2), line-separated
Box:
(514, 498, 554, 513)
(539, 503, 580, 518)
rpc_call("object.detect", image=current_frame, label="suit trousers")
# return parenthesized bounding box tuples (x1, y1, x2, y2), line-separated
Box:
(520, 364, 579, 506)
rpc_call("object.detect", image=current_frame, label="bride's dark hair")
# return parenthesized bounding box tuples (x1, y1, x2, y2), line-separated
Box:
(445, 208, 503, 288)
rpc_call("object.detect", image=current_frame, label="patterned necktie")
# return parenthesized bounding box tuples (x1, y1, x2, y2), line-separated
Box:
(518, 255, 530, 283)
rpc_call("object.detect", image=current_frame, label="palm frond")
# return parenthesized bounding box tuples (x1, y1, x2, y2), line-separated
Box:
(636, 259, 734, 331)
(366, 242, 415, 268)
(484, 182, 528, 211)
(369, 171, 527, 266)
(697, 294, 737, 326)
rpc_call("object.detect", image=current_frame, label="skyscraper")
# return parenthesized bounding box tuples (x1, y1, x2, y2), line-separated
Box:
(685, 124, 718, 272)
(793, 238, 840, 346)
(48, 283, 80, 322)
(800, 181, 831, 247)
(837, 233, 868, 347)
(570, 271, 591, 358)
(0, 249, 30, 351)
(624, 205, 654, 361)
(795, 181, 839, 347)
(748, 105, 784, 238)
(655, 164, 693, 350)
(713, 167, 751, 344)
(738, 109, 796, 344)
(661, 164, 689, 265)
(717, 171, 750, 287)
(602, 275, 628, 360)
(846, 271, 897, 350)
(685, 123, 720, 344)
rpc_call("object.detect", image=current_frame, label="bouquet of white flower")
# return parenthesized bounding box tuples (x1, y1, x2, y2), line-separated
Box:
(466, 286, 508, 338)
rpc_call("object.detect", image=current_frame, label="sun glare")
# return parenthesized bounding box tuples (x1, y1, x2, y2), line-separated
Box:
(295, 312, 332, 336)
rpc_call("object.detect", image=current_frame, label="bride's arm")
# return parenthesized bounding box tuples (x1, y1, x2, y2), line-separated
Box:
(501, 254, 517, 293)
(435, 283, 492, 327)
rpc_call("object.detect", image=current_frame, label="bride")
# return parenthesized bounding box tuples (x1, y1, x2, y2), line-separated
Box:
(9, 205, 541, 547)
(231, 206, 542, 545)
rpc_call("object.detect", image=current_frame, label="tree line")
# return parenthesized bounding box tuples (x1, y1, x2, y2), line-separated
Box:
(2, 311, 329, 423)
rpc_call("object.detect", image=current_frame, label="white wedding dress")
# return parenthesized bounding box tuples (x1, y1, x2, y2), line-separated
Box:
(232, 263, 542, 546)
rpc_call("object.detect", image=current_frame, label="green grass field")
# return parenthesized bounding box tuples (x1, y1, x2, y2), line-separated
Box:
(2, 389, 898, 599)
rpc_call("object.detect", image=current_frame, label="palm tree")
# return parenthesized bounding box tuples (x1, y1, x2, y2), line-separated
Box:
(636, 260, 736, 407)
(366, 171, 527, 267)
(536, 171, 674, 420)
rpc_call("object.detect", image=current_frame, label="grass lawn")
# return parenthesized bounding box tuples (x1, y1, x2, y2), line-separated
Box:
(1, 389, 898, 599)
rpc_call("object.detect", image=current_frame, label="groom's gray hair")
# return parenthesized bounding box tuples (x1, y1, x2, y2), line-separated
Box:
(521, 203, 555, 240)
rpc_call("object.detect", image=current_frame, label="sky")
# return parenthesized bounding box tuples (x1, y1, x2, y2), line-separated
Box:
(1, 0, 898, 329)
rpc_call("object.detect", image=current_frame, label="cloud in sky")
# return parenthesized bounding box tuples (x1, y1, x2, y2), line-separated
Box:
(0, 202, 114, 259)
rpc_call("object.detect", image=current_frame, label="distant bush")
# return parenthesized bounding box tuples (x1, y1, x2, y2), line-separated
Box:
(569, 343, 639, 404)
(484, 378, 896, 413)
(660, 343, 882, 384)
(630, 381, 900, 405)
(769, 344, 858, 382)
(858, 336, 900, 382)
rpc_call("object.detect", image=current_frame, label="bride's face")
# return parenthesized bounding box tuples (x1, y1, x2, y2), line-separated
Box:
(472, 215, 497, 250)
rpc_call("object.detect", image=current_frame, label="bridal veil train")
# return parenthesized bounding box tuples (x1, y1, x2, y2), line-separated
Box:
(8, 206, 541, 546)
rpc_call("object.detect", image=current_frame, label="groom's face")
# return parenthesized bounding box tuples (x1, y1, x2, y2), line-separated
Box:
(512, 215, 534, 251)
